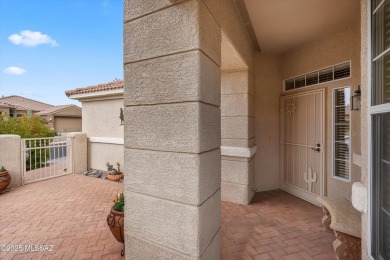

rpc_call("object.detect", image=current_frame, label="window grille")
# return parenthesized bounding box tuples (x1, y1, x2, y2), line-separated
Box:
(333, 88, 351, 180)
(283, 62, 351, 91)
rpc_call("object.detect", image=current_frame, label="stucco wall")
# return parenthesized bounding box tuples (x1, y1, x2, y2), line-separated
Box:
(359, 0, 369, 258)
(203, 0, 254, 71)
(82, 98, 124, 138)
(88, 142, 124, 171)
(0, 107, 10, 116)
(81, 98, 124, 170)
(254, 53, 282, 191)
(281, 18, 361, 200)
(0, 135, 22, 188)
(54, 117, 82, 133)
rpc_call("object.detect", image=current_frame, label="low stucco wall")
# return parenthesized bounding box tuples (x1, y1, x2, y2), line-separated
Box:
(67, 132, 87, 174)
(88, 141, 124, 171)
(0, 135, 22, 188)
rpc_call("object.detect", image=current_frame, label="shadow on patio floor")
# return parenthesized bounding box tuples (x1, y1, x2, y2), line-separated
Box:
(221, 190, 336, 259)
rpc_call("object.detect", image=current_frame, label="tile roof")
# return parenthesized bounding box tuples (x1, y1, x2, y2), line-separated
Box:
(65, 80, 124, 97)
(36, 105, 81, 116)
(0, 102, 14, 108)
(0, 95, 53, 111)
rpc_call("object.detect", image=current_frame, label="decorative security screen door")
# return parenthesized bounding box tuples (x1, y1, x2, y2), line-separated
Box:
(281, 90, 325, 205)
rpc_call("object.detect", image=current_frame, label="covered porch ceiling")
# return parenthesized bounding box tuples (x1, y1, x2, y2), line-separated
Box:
(243, 0, 360, 54)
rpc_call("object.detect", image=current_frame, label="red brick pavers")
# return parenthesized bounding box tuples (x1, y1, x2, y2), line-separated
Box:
(221, 190, 336, 260)
(0, 174, 124, 260)
(0, 176, 335, 260)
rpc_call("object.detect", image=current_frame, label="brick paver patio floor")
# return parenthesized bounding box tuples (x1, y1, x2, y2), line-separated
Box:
(0, 175, 335, 259)
(0, 174, 124, 260)
(221, 190, 336, 259)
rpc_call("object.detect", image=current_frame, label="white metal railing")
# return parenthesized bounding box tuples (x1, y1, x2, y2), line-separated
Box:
(21, 136, 72, 184)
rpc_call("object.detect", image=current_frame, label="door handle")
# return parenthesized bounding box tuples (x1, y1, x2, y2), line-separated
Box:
(311, 147, 321, 152)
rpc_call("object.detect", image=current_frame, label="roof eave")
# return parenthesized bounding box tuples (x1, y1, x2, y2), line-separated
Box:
(67, 89, 124, 101)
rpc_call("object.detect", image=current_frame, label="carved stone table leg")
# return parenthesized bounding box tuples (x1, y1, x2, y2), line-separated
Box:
(333, 230, 361, 260)
(321, 206, 333, 233)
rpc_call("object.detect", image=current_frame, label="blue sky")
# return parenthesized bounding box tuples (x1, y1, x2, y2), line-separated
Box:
(0, 0, 123, 106)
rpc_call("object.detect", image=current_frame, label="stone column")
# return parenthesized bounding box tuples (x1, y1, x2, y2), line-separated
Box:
(123, 1, 221, 259)
(221, 70, 256, 204)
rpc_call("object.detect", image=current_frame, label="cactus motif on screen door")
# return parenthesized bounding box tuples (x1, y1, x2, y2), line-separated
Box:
(281, 91, 324, 205)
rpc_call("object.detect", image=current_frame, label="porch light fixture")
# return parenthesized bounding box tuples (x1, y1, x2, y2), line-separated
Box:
(350, 85, 361, 111)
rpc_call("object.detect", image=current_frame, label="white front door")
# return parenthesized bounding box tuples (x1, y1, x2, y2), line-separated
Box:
(281, 89, 325, 205)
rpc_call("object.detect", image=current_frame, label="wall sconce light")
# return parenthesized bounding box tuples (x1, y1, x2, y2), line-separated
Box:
(351, 85, 361, 111)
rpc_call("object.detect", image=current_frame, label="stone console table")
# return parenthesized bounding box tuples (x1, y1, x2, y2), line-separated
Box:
(317, 197, 361, 260)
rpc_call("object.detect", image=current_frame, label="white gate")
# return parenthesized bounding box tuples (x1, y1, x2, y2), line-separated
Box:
(21, 136, 73, 184)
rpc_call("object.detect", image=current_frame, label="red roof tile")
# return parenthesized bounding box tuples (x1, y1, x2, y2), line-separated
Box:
(65, 80, 124, 97)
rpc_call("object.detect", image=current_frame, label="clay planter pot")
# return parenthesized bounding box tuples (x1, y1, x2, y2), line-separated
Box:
(107, 207, 124, 241)
(0, 170, 11, 193)
(106, 173, 124, 182)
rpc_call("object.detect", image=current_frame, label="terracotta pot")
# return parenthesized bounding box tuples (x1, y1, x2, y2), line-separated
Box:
(106, 174, 124, 181)
(0, 171, 11, 193)
(107, 207, 124, 243)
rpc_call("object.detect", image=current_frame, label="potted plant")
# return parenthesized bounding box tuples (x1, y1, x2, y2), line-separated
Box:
(107, 193, 124, 255)
(0, 166, 11, 193)
(106, 162, 124, 181)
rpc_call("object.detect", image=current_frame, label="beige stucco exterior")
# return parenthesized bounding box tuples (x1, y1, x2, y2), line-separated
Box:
(0, 106, 11, 117)
(254, 53, 282, 191)
(81, 97, 124, 170)
(88, 142, 124, 172)
(253, 17, 362, 200)
(359, 0, 369, 258)
(0, 135, 22, 188)
(280, 18, 361, 201)
(53, 117, 82, 133)
(82, 98, 123, 138)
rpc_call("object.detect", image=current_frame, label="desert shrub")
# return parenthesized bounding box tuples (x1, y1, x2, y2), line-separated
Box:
(0, 114, 55, 138)
(0, 115, 55, 170)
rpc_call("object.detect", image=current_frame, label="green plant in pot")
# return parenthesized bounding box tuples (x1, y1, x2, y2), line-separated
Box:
(0, 166, 11, 193)
(107, 193, 124, 255)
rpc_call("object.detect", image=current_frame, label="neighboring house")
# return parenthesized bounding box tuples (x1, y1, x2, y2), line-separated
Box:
(65, 81, 124, 171)
(0, 95, 53, 118)
(36, 105, 82, 133)
(0, 95, 81, 134)
(0, 102, 13, 117)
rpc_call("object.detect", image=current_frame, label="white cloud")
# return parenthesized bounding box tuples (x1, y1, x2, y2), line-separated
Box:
(8, 30, 58, 47)
(4, 67, 26, 75)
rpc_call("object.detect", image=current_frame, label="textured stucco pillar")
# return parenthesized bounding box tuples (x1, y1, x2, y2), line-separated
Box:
(0, 135, 22, 188)
(123, 1, 221, 259)
(358, 0, 369, 258)
(221, 70, 256, 204)
(66, 132, 87, 174)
